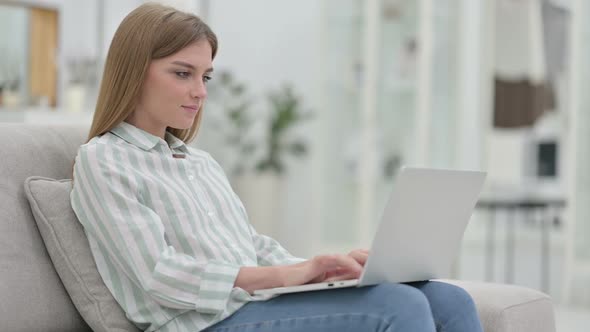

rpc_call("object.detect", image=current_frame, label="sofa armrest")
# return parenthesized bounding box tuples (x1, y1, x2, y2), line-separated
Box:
(442, 280, 555, 332)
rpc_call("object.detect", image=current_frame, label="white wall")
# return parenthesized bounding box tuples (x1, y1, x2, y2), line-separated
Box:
(208, 0, 321, 109)
(102, 0, 142, 57)
(61, 0, 98, 57)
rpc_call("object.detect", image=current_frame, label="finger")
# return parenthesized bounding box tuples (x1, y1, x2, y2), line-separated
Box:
(315, 254, 363, 275)
(336, 254, 363, 273)
(330, 255, 363, 277)
(348, 250, 369, 266)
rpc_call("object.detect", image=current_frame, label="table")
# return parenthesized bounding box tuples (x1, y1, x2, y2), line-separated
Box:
(476, 196, 566, 293)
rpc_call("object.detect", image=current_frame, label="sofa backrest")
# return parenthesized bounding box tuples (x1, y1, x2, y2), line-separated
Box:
(0, 124, 91, 332)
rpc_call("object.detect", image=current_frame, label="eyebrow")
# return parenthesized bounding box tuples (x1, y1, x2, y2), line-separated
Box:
(171, 61, 213, 73)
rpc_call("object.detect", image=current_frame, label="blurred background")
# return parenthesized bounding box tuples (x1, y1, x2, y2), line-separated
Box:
(0, 0, 588, 330)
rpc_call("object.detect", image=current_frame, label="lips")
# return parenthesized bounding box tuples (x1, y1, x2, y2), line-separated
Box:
(181, 105, 199, 114)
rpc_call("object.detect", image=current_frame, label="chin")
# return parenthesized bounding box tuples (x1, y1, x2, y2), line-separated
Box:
(170, 124, 193, 131)
(170, 120, 195, 131)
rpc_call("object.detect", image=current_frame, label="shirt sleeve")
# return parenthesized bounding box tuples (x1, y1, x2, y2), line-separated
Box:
(201, 150, 306, 267)
(70, 143, 240, 314)
(248, 224, 307, 266)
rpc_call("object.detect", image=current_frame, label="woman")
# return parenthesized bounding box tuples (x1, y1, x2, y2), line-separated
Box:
(71, 3, 483, 332)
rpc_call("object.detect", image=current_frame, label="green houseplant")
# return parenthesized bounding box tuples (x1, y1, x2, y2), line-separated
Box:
(239, 83, 313, 237)
(208, 76, 313, 237)
(206, 70, 256, 176)
(255, 84, 313, 175)
(0, 58, 22, 108)
(207, 72, 312, 177)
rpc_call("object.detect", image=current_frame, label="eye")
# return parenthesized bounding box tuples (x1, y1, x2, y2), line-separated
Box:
(203, 75, 212, 83)
(175, 71, 190, 79)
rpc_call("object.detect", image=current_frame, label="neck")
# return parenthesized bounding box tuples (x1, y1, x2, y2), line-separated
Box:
(125, 112, 166, 139)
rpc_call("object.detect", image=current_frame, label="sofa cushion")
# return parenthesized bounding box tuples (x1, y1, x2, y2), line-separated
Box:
(443, 280, 556, 332)
(0, 124, 90, 332)
(25, 176, 140, 332)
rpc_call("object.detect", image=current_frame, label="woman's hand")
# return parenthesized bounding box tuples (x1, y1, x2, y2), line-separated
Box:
(279, 250, 370, 287)
(320, 249, 370, 282)
(236, 249, 370, 294)
(347, 248, 369, 266)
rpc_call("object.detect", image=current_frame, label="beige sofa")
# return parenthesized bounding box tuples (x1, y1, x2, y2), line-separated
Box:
(0, 124, 556, 332)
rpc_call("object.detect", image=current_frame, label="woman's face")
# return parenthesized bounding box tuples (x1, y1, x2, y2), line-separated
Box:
(128, 39, 213, 138)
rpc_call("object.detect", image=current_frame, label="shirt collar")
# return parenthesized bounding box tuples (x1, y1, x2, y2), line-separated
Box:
(165, 131, 189, 152)
(110, 122, 189, 153)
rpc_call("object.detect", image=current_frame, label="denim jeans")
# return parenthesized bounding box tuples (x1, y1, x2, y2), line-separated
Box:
(204, 281, 483, 332)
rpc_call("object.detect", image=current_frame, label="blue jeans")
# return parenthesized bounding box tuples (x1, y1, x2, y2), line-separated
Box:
(204, 281, 483, 332)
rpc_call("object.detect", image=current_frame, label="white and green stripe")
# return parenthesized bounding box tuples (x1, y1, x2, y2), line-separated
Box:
(70, 122, 305, 332)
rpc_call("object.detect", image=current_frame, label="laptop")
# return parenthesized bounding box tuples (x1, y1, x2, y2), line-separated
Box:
(253, 167, 486, 296)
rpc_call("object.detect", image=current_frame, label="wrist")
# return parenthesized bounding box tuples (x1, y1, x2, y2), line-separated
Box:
(276, 264, 294, 287)
(278, 260, 318, 287)
(309, 271, 326, 284)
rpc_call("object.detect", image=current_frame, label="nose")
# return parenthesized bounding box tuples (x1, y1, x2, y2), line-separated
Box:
(191, 80, 207, 100)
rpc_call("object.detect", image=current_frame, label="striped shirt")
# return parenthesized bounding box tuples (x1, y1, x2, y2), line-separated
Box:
(70, 122, 305, 332)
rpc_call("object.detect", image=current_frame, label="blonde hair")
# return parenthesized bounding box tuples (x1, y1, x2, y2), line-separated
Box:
(87, 2, 217, 143)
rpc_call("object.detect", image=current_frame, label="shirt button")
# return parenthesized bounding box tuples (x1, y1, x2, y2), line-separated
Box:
(207, 211, 215, 217)
(188, 175, 195, 180)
